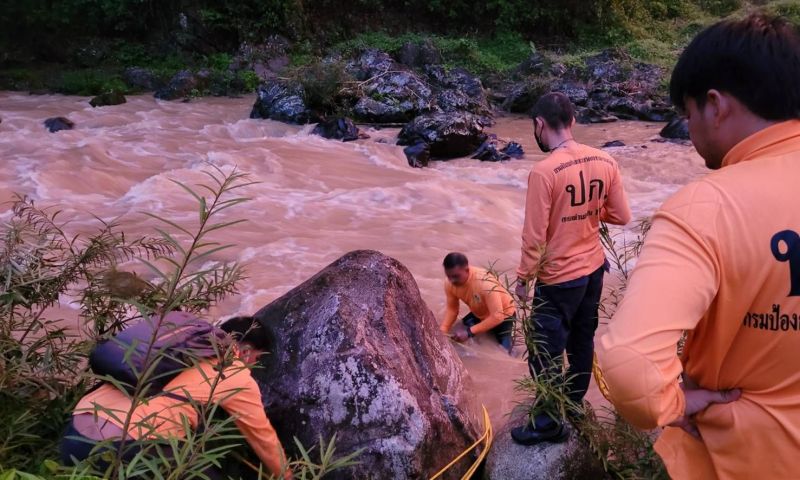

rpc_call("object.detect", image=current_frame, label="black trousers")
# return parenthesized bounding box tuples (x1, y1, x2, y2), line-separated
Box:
(462, 312, 515, 351)
(527, 263, 606, 430)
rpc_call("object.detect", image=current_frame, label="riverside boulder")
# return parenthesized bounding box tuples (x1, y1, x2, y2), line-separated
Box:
(397, 112, 487, 162)
(123, 67, 161, 91)
(353, 70, 434, 123)
(426, 66, 491, 118)
(250, 80, 312, 124)
(659, 117, 690, 140)
(311, 117, 364, 141)
(89, 91, 126, 107)
(154, 70, 205, 101)
(238, 250, 482, 479)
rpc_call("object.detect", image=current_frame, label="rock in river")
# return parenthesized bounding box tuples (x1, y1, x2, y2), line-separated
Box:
(89, 91, 126, 107)
(397, 112, 488, 162)
(250, 80, 312, 124)
(232, 250, 483, 479)
(311, 117, 364, 142)
(403, 142, 431, 168)
(44, 117, 74, 133)
(659, 117, 690, 141)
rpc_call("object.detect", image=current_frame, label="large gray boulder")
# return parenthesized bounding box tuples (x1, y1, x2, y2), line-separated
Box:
(353, 70, 434, 123)
(247, 250, 482, 479)
(250, 80, 312, 124)
(397, 112, 488, 160)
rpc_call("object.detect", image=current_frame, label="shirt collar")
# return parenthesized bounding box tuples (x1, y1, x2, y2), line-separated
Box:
(722, 120, 800, 167)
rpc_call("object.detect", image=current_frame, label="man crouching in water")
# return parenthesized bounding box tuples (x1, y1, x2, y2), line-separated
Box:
(60, 315, 292, 479)
(441, 252, 516, 352)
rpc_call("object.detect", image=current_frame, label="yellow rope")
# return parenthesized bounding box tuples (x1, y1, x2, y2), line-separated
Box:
(429, 404, 493, 480)
(592, 352, 612, 402)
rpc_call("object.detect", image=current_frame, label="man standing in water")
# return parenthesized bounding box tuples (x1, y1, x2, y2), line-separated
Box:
(598, 14, 800, 479)
(441, 252, 516, 352)
(512, 92, 631, 444)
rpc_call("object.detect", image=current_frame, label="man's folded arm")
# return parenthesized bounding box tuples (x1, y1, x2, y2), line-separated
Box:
(597, 208, 720, 429)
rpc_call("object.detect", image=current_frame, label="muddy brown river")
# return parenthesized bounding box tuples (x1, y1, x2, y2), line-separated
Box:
(0, 92, 706, 426)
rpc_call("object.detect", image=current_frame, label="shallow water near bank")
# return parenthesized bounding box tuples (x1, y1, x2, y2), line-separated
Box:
(0, 92, 706, 427)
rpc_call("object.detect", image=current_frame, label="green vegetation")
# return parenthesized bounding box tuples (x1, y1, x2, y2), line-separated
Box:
(486, 217, 667, 479)
(0, 167, 359, 478)
(2, 1, 796, 96)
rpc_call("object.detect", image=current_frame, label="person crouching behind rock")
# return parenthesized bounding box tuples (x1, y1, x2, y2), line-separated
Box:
(60, 312, 292, 480)
(441, 252, 516, 352)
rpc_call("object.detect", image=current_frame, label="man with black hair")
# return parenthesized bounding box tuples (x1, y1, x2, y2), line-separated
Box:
(441, 252, 516, 352)
(512, 92, 631, 445)
(598, 13, 800, 479)
(62, 315, 291, 479)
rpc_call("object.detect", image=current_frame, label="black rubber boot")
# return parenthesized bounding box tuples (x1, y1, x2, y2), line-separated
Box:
(510, 422, 569, 446)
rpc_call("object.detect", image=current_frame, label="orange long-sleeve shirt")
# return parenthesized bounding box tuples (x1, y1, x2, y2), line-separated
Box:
(75, 358, 288, 478)
(597, 120, 800, 479)
(517, 143, 631, 283)
(442, 267, 516, 335)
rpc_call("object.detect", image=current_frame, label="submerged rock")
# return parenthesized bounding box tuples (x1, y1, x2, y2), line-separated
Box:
(660, 117, 690, 140)
(43, 117, 74, 133)
(403, 142, 431, 168)
(602, 140, 626, 148)
(472, 136, 525, 162)
(89, 91, 126, 107)
(250, 80, 311, 124)
(397, 111, 488, 160)
(237, 250, 482, 479)
(311, 117, 365, 142)
(576, 107, 618, 124)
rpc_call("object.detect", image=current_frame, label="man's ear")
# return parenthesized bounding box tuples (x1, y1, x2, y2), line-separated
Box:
(705, 89, 730, 128)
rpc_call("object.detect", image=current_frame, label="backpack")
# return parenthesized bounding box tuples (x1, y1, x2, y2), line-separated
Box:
(89, 311, 230, 395)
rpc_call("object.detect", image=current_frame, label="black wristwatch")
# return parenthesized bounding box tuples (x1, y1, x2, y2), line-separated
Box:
(467, 326, 475, 338)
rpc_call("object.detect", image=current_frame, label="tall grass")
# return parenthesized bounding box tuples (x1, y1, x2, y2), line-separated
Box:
(0, 166, 359, 479)
(483, 218, 668, 478)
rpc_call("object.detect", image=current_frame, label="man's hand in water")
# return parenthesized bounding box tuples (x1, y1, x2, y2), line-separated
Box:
(670, 377, 741, 438)
(452, 326, 471, 343)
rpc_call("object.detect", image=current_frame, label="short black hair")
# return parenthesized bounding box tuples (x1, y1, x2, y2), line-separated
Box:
(670, 13, 800, 120)
(220, 316, 275, 352)
(443, 252, 469, 269)
(531, 92, 575, 129)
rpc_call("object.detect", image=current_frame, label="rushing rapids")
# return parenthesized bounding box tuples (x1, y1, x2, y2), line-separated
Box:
(0, 92, 706, 425)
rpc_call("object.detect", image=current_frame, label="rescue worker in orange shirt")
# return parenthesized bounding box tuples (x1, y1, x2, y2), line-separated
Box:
(61, 317, 291, 479)
(441, 252, 516, 352)
(512, 92, 632, 445)
(597, 14, 800, 479)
